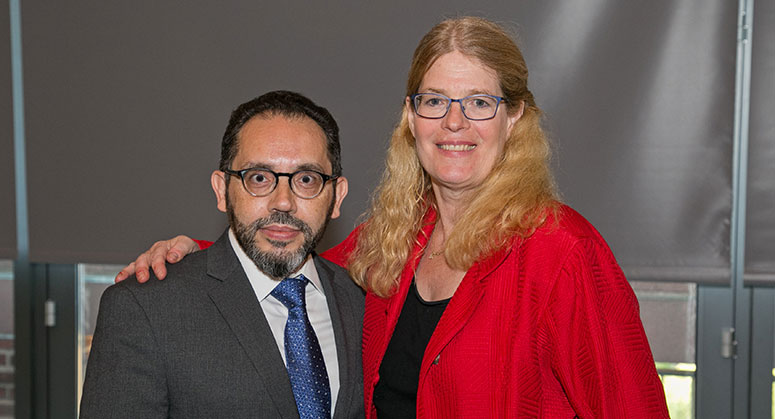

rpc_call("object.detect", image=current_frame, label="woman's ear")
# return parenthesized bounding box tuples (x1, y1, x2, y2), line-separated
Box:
(507, 100, 525, 134)
(406, 97, 417, 138)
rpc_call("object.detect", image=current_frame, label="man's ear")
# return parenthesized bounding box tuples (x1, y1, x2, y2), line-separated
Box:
(211, 170, 228, 213)
(329, 176, 349, 219)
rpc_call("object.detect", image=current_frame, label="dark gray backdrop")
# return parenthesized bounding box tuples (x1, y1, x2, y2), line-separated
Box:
(2, 1, 772, 285)
(745, 0, 775, 284)
(1, 3, 15, 259)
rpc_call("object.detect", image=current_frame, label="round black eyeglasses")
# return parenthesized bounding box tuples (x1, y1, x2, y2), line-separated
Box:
(224, 168, 338, 199)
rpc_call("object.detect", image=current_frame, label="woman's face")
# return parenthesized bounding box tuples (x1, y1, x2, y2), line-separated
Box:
(407, 51, 523, 195)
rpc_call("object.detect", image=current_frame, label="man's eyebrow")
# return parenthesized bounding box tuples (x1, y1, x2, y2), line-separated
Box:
(235, 161, 271, 170)
(238, 161, 329, 173)
(295, 163, 329, 173)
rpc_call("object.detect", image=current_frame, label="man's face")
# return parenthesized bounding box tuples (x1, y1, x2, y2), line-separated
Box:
(211, 114, 348, 279)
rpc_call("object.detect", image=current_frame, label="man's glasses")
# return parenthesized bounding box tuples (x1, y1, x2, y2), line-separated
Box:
(224, 168, 338, 199)
(410, 93, 507, 121)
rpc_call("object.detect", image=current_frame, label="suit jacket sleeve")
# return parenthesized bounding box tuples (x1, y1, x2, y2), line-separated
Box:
(546, 239, 669, 419)
(80, 283, 169, 418)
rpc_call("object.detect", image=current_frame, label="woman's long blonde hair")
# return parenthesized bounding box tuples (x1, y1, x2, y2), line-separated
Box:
(348, 17, 559, 297)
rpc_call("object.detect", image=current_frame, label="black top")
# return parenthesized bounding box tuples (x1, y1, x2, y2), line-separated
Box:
(373, 279, 450, 419)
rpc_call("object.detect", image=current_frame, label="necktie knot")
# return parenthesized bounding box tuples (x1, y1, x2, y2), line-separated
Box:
(271, 275, 308, 310)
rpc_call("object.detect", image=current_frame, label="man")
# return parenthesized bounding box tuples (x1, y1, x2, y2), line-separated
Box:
(80, 91, 365, 419)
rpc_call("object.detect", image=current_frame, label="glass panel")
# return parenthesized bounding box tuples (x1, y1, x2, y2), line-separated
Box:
(76, 264, 121, 406)
(0, 260, 13, 419)
(632, 281, 697, 419)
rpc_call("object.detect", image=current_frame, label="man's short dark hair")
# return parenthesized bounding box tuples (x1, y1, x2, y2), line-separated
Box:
(220, 90, 342, 177)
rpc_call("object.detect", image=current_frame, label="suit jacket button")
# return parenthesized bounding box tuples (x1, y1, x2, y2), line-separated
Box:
(432, 354, 440, 365)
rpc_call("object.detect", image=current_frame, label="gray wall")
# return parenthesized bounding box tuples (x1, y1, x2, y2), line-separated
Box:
(2, 0, 771, 286)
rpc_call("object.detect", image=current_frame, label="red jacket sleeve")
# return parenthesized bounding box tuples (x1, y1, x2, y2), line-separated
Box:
(546, 239, 669, 418)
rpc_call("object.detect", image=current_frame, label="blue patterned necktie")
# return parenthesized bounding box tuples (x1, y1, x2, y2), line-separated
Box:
(271, 274, 332, 419)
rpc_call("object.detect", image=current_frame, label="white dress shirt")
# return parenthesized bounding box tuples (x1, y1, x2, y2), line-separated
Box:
(228, 230, 340, 413)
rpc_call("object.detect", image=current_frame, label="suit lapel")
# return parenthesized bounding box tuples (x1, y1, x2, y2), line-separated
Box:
(314, 255, 359, 419)
(205, 231, 299, 419)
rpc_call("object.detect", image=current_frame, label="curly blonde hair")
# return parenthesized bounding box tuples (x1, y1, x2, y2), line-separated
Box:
(348, 17, 559, 297)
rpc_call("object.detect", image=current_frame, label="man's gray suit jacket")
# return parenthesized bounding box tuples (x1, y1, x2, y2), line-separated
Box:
(80, 230, 365, 419)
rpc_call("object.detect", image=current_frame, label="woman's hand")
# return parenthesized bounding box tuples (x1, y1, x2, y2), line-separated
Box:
(114, 235, 199, 283)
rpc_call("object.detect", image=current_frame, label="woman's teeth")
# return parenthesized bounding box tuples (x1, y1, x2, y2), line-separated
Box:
(438, 144, 476, 151)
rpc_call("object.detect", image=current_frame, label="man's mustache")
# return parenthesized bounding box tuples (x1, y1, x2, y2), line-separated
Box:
(249, 212, 312, 236)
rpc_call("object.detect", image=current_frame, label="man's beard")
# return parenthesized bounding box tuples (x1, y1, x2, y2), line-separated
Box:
(226, 194, 334, 280)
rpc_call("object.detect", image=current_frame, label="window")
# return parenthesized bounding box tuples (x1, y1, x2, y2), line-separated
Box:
(0, 260, 14, 419)
(76, 264, 121, 404)
(633, 281, 697, 418)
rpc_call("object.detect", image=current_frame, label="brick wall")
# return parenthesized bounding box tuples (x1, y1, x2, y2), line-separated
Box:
(0, 338, 13, 419)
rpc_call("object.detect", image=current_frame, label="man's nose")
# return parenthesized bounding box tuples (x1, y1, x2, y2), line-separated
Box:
(268, 177, 296, 213)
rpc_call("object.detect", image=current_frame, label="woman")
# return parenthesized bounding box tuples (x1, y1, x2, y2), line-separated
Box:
(120, 17, 669, 418)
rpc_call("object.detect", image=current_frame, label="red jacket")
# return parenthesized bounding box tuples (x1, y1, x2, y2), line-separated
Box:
(323, 205, 669, 418)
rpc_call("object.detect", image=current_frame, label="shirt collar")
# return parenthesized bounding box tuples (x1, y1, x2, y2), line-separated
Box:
(228, 228, 324, 301)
